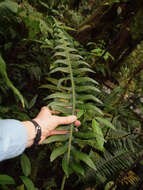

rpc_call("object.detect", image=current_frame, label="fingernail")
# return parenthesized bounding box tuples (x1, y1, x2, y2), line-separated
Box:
(71, 115, 77, 120)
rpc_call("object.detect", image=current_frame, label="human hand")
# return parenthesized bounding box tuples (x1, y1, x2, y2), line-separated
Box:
(22, 106, 80, 147)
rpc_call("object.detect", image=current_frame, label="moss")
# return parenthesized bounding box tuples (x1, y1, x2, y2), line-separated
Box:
(131, 9, 143, 40)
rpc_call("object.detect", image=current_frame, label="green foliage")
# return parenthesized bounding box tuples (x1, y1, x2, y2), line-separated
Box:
(0, 1, 143, 190)
(0, 175, 15, 185)
(0, 55, 25, 107)
(21, 154, 31, 177)
(20, 176, 36, 190)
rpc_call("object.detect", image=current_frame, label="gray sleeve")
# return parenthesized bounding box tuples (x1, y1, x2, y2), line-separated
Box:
(0, 119, 28, 161)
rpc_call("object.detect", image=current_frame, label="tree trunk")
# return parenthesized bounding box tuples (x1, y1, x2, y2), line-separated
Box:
(75, 0, 143, 72)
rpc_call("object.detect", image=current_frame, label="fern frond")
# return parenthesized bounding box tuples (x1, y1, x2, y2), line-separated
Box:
(42, 21, 105, 190)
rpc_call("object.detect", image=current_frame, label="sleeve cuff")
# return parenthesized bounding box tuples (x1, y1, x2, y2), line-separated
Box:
(0, 119, 28, 161)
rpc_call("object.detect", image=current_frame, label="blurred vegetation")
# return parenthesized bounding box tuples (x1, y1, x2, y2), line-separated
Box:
(0, 0, 143, 190)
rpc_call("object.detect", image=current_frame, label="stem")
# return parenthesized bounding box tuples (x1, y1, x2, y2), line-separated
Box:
(60, 31, 76, 190)
(61, 175, 67, 190)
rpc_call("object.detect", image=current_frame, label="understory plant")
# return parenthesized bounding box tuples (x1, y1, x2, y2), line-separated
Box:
(41, 20, 116, 190)
(0, 1, 143, 190)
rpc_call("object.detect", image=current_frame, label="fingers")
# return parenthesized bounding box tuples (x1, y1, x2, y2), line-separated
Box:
(41, 106, 60, 115)
(55, 115, 77, 125)
(74, 120, 81, 126)
(47, 130, 69, 136)
(40, 106, 51, 115)
(50, 110, 60, 114)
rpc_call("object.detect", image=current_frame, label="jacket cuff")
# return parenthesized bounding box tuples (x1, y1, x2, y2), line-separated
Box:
(0, 119, 28, 161)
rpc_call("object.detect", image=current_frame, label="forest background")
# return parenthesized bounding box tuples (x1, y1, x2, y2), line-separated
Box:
(0, 0, 143, 190)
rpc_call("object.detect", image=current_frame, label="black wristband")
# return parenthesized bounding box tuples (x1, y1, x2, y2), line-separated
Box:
(30, 120, 42, 145)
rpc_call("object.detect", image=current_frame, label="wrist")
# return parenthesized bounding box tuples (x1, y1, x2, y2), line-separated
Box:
(22, 121, 37, 148)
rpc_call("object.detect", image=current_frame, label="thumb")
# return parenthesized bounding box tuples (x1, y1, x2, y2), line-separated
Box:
(55, 115, 77, 125)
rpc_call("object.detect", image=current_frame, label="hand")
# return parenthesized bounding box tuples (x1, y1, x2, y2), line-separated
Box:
(22, 106, 80, 147)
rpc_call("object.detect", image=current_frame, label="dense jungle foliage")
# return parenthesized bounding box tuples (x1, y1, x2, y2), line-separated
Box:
(0, 0, 143, 190)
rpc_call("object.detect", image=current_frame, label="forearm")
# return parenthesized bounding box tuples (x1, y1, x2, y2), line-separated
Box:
(22, 121, 36, 147)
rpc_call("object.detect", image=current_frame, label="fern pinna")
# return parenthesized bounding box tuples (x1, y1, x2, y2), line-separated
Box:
(42, 22, 115, 190)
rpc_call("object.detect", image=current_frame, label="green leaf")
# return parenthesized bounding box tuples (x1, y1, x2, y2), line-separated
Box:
(84, 104, 103, 115)
(53, 59, 68, 66)
(70, 161, 85, 176)
(16, 184, 25, 190)
(39, 84, 58, 90)
(48, 101, 71, 108)
(20, 154, 31, 177)
(76, 109, 85, 119)
(70, 54, 83, 60)
(67, 47, 78, 53)
(45, 77, 58, 85)
(50, 145, 68, 162)
(50, 67, 69, 74)
(72, 149, 97, 171)
(20, 176, 35, 190)
(79, 95, 102, 104)
(104, 181, 116, 190)
(92, 119, 104, 151)
(44, 92, 71, 100)
(75, 77, 99, 85)
(0, 175, 15, 185)
(50, 105, 72, 114)
(62, 154, 69, 177)
(75, 61, 91, 67)
(28, 95, 38, 109)
(95, 117, 115, 130)
(0, 0, 18, 13)
(74, 68, 95, 74)
(53, 52, 67, 58)
(57, 77, 70, 88)
(73, 131, 96, 139)
(54, 45, 65, 50)
(76, 86, 100, 93)
(42, 134, 69, 144)
(0, 55, 25, 107)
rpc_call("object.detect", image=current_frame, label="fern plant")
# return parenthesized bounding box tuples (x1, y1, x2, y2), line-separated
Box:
(41, 20, 115, 190)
